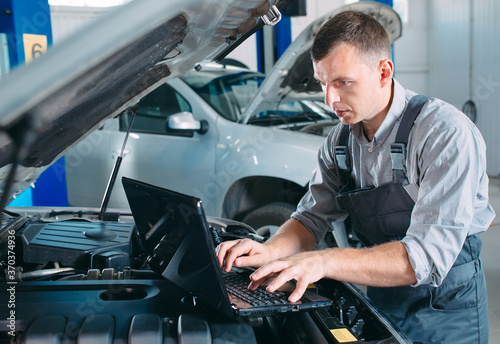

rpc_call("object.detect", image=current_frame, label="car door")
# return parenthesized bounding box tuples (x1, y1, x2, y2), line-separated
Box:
(66, 79, 217, 212)
(112, 80, 219, 210)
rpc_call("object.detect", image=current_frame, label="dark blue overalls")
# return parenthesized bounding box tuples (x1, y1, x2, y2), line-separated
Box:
(334, 96, 488, 344)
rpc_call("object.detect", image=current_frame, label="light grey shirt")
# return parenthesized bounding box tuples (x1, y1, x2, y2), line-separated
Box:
(292, 79, 496, 287)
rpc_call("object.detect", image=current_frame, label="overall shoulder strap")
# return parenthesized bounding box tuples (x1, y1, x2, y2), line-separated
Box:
(335, 124, 351, 181)
(391, 95, 431, 183)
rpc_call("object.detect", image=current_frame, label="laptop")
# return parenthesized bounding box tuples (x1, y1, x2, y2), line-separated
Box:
(122, 177, 333, 318)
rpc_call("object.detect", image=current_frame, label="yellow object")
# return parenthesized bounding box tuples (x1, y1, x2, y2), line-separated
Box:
(23, 34, 47, 64)
(330, 328, 358, 343)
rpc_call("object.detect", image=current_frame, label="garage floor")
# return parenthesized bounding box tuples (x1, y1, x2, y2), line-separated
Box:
(484, 176, 500, 342)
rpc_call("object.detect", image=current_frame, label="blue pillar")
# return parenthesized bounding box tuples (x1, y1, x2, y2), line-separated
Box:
(256, 29, 264, 73)
(0, 0, 53, 68)
(256, 14, 292, 74)
(362, 0, 393, 7)
(275, 15, 292, 60)
(1, 0, 69, 207)
(32, 158, 69, 206)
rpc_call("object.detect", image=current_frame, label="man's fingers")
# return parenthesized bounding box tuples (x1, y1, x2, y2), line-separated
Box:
(288, 280, 309, 303)
(233, 253, 267, 269)
(249, 261, 291, 293)
(247, 276, 266, 290)
(250, 260, 286, 283)
(249, 258, 315, 302)
(218, 239, 263, 272)
(215, 241, 238, 269)
(223, 240, 247, 272)
(265, 268, 294, 293)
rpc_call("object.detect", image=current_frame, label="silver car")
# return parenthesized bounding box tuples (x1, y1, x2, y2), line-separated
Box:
(65, 62, 338, 232)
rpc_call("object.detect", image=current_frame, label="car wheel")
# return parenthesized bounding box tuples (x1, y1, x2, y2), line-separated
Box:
(242, 202, 296, 238)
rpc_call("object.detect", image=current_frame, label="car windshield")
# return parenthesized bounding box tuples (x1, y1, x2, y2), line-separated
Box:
(182, 67, 263, 122)
(181, 66, 336, 125)
(247, 99, 336, 127)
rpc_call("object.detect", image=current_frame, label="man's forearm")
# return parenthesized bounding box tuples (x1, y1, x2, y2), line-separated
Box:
(264, 218, 318, 260)
(320, 241, 417, 287)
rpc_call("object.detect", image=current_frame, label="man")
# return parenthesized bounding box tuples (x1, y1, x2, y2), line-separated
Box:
(216, 10, 495, 343)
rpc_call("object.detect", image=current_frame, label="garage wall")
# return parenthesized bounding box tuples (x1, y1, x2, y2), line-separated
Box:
(427, 0, 500, 176)
(290, 0, 345, 40)
(427, 0, 470, 108)
(470, 1, 500, 176)
(50, 5, 111, 44)
(392, 0, 428, 95)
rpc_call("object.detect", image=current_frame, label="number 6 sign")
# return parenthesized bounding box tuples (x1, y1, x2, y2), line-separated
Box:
(23, 34, 48, 64)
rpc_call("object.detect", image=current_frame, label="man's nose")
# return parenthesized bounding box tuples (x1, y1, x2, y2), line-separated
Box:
(324, 85, 340, 107)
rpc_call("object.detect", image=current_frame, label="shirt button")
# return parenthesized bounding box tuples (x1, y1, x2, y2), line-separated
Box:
(368, 147, 373, 152)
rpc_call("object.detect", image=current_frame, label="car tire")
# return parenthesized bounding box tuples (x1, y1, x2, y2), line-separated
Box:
(241, 202, 296, 238)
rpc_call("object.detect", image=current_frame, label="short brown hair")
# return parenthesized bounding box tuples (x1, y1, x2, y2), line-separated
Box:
(311, 10, 391, 65)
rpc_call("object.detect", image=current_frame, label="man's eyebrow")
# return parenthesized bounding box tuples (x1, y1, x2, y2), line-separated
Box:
(313, 76, 351, 83)
(313, 75, 330, 83)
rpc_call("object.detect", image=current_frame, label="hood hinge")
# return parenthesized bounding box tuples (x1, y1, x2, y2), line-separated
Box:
(261, 5, 282, 26)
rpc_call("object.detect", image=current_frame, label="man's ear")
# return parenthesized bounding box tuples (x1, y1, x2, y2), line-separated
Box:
(379, 59, 394, 87)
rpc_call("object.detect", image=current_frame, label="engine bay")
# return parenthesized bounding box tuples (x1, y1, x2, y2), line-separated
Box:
(0, 208, 409, 343)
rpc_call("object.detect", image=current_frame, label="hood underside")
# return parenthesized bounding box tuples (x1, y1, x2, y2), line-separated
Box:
(0, 0, 292, 202)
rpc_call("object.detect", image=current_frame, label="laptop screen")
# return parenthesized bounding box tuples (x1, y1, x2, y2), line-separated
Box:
(122, 177, 234, 316)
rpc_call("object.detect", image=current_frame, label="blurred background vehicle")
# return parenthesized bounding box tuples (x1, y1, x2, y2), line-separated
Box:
(65, 61, 339, 233)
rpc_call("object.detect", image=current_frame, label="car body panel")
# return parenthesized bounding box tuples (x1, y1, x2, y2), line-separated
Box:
(65, 75, 326, 216)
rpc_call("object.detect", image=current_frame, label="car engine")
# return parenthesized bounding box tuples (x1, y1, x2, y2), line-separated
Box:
(0, 208, 409, 343)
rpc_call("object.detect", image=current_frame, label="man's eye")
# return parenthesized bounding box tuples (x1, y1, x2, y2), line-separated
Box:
(339, 80, 349, 86)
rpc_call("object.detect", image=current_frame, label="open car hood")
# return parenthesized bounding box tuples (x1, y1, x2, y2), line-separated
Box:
(240, 1, 402, 123)
(0, 0, 292, 203)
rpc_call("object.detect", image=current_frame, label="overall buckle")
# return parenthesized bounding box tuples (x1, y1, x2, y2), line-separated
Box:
(335, 146, 350, 171)
(390, 143, 406, 171)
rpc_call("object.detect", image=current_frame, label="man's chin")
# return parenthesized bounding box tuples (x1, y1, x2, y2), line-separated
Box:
(339, 116, 355, 125)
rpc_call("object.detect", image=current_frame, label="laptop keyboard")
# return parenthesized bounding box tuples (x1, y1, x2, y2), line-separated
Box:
(223, 273, 289, 307)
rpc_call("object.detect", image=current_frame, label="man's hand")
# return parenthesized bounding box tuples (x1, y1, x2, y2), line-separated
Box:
(246, 241, 417, 302)
(248, 250, 328, 302)
(216, 221, 416, 303)
(216, 238, 275, 273)
(216, 219, 318, 273)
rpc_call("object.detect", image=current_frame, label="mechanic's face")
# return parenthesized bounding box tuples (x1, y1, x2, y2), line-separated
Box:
(313, 43, 393, 130)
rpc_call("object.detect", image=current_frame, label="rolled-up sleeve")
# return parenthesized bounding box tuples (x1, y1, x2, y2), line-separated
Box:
(402, 103, 495, 286)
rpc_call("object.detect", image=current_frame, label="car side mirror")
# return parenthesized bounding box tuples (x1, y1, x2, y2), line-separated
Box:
(166, 111, 209, 135)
